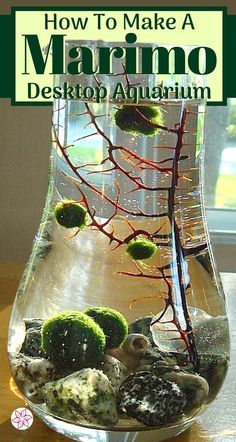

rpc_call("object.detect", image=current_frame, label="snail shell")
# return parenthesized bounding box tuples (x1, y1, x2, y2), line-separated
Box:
(122, 333, 151, 355)
(107, 334, 151, 371)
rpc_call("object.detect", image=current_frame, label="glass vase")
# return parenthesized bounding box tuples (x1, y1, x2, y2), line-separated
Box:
(8, 41, 229, 442)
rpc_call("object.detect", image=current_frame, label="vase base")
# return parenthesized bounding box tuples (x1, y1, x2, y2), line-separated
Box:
(31, 405, 193, 442)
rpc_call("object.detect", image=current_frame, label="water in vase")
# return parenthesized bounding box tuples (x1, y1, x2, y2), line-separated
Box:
(8, 96, 230, 441)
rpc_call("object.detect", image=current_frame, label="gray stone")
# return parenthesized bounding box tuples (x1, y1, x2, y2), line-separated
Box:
(99, 355, 128, 392)
(151, 360, 181, 375)
(198, 354, 228, 402)
(160, 370, 209, 412)
(20, 318, 45, 358)
(151, 360, 209, 411)
(23, 318, 44, 331)
(20, 328, 45, 358)
(140, 347, 176, 367)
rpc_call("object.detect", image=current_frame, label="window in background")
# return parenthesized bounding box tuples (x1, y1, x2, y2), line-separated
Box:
(205, 100, 236, 236)
(205, 99, 236, 209)
(205, 99, 236, 272)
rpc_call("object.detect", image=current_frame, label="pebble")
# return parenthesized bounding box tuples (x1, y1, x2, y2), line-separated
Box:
(43, 368, 119, 427)
(98, 355, 129, 392)
(140, 347, 176, 367)
(23, 318, 44, 331)
(118, 371, 187, 427)
(20, 318, 45, 358)
(155, 365, 209, 412)
(10, 352, 56, 403)
(198, 354, 228, 402)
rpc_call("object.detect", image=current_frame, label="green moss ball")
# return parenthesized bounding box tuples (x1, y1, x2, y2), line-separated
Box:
(114, 105, 164, 136)
(126, 238, 157, 260)
(84, 307, 128, 349)
(54, 200, 87, 229)
(41, 311, 106, 369)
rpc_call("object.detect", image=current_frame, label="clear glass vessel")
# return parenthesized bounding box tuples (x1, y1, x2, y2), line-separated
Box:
(8, 41, 229, 442)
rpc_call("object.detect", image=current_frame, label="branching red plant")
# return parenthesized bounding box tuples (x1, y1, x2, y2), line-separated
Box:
(53, 93, 206, 370)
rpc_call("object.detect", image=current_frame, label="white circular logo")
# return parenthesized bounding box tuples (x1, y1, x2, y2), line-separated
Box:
(11, 408, 33, 430)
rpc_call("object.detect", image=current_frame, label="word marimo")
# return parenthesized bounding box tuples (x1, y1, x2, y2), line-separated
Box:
(27, 81, 211, 102)
(23, 33, 217, 76)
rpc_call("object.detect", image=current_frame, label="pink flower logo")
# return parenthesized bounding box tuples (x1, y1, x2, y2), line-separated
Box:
(11, 408, 33, 430)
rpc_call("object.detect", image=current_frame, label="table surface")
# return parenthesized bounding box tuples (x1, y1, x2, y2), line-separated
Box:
(0, 262, 235, 442)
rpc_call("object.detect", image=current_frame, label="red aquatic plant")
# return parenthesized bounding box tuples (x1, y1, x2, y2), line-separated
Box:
(53, 94, 206, 369)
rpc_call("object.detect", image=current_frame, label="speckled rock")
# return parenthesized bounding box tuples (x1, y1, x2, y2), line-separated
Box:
(10, 352, 56, 403)
(128, 316, 154, 345)
(20, 318, 45, 358)
(99, 355, 129, 392)
(43, 368, 119, 427)
(118, 371, 187, 427)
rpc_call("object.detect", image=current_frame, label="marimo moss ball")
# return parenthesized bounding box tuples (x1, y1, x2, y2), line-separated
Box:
(114, 105, 164, 136)
(84, 307, 128, 349)
(127, 239, 157, 260)
(54, 200, 87, 229)
(41, 311, 106, 370)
